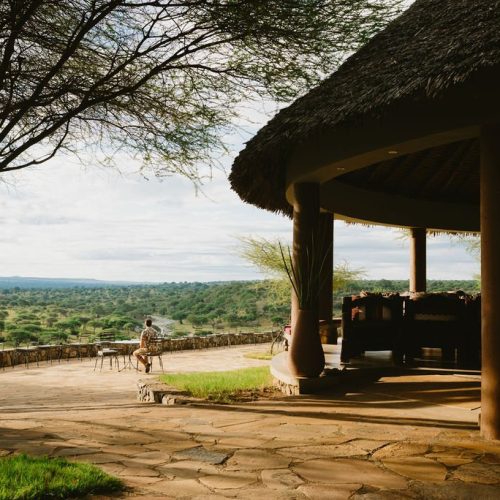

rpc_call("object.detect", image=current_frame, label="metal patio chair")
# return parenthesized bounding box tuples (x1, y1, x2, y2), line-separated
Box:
(94, 332, 120, 371)
(73, 333, 94, 361)
(145, 338, 165, 373)
(15, 342, 41, 368)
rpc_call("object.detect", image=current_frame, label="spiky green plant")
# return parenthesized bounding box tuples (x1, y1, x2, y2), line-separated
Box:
(278, 234, 332, 310)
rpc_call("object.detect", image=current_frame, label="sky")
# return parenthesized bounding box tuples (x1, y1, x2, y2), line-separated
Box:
(0, 149, 479, 283)
(0, 0, 476, 284)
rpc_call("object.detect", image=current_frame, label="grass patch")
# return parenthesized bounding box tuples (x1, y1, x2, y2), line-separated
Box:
(0, 454, 124, 500)
(160, 366, 273, 403)
(243, 352, 273, 360)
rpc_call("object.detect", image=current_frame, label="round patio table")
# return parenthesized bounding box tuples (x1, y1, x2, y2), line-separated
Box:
(113, 340, 140, 372)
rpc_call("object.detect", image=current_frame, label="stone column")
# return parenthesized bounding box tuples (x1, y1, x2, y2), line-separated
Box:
(480, 123, 500, 440)
(289, 182, 325, 377)
(291, 277, 299, 335)
(318, 212, 336, 344)
(409, 227, 427, 293)
(318, 212, 334, 322)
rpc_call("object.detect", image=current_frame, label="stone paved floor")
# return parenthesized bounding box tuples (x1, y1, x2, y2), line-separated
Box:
(1, 344, 499, 499)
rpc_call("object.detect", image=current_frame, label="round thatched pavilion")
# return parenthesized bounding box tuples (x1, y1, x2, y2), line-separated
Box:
(230, 0, 500, 439)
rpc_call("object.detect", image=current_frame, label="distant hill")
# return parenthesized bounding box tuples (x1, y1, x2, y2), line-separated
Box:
(0, 276, 141, 289)
(0, 276, 479, 292)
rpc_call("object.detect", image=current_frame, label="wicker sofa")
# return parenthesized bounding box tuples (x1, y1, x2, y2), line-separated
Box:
(341, 293, 404, 364)
(403, 293, 468, 365)
(340, 291, 480, 367)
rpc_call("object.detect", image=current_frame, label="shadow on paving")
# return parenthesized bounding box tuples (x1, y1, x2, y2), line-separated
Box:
(0, 427, 103, 457)
(177, 376, 481, 431)
(0, 402, 150, 414)
(184, 402, 478, 430)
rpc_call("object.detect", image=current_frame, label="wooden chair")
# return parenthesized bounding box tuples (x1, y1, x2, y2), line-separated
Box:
(340, 294, 404, 364)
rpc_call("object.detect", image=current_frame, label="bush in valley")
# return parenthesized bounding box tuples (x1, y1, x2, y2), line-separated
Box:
(0, 279, 480, 346)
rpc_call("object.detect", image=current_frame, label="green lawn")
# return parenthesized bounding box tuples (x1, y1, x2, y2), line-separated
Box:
(160, 366, 273, 402)
(0, 454, 124, 500)
(243, 351, 273, 360)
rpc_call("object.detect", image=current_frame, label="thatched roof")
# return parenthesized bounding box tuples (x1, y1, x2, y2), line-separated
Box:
(229, 0, 500, 217)
(339, 138, 479, 205)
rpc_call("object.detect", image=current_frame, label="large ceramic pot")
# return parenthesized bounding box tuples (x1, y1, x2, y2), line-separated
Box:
(288, 308, 325, 378)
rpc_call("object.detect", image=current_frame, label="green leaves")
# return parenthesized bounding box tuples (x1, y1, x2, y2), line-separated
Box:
(0, 0, 404, 180)
(237, 234, 364, 308)
(278, 235, 331, 310)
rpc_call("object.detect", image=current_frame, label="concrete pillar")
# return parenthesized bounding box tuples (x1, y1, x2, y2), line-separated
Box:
(291, 285, 299, 334)
(480, 123, 500, 440)
(409, 227, 427, 293)
(288, 183, 325, 377)
(318, 212, 334, 323)
(291, 183, 320, 316)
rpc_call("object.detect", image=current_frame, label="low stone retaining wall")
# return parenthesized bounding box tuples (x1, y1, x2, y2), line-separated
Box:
(137, 379, 200, 405)
(0, 343, 98, 368)
(271, 351, 343, 395)
(0, 331, 274, 369)
(158, 331, 274, 352)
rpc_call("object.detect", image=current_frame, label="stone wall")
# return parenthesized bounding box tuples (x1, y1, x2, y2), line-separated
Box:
(0, 331, 274, 369)
(158, 331, 274, 352)
(137, 379, 198, 405)
(272, 377, 301, 396)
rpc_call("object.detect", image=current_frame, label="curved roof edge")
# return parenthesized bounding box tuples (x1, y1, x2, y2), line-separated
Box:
(229, 0, 500, 218)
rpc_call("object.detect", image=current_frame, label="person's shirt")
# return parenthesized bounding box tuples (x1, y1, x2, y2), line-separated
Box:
(140, 326, 156, 348)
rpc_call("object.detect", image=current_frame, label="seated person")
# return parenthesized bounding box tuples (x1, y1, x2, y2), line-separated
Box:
(133, 318, 156, 373)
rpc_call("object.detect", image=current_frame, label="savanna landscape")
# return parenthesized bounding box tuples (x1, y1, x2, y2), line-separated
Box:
(0, 278, 479, 347)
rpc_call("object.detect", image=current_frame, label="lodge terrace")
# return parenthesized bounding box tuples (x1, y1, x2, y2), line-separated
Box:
(1, 2, 500, 496)
(230, 0, 500, 440)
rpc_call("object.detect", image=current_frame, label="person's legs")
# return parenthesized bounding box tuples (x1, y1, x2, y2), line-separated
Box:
(133, 348, 149, 370)
(136, 354, 147, 366)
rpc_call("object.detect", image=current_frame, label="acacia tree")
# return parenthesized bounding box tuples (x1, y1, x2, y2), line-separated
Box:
(0, 0, 402, 181)
(238, 235, 365, 291)
(453, 234, 480, 283)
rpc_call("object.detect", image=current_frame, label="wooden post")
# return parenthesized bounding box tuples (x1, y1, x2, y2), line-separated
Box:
(480, 123, 500, 440)
(289, 183, 325, 377)
(409, 227, 427, 293)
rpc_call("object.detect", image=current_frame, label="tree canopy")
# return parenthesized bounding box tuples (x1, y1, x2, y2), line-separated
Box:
(0, 278, 478, 346)
(237, 235, 365, 291)
(0, 0, 403, 181)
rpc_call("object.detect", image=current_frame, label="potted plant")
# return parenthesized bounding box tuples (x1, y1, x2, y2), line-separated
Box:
(279, 236, 330, 377)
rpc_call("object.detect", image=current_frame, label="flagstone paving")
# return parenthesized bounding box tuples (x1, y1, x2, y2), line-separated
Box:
(1, 345, 499, 499)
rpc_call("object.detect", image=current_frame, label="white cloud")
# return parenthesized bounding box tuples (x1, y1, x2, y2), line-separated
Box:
(0, 154, 478, 283)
